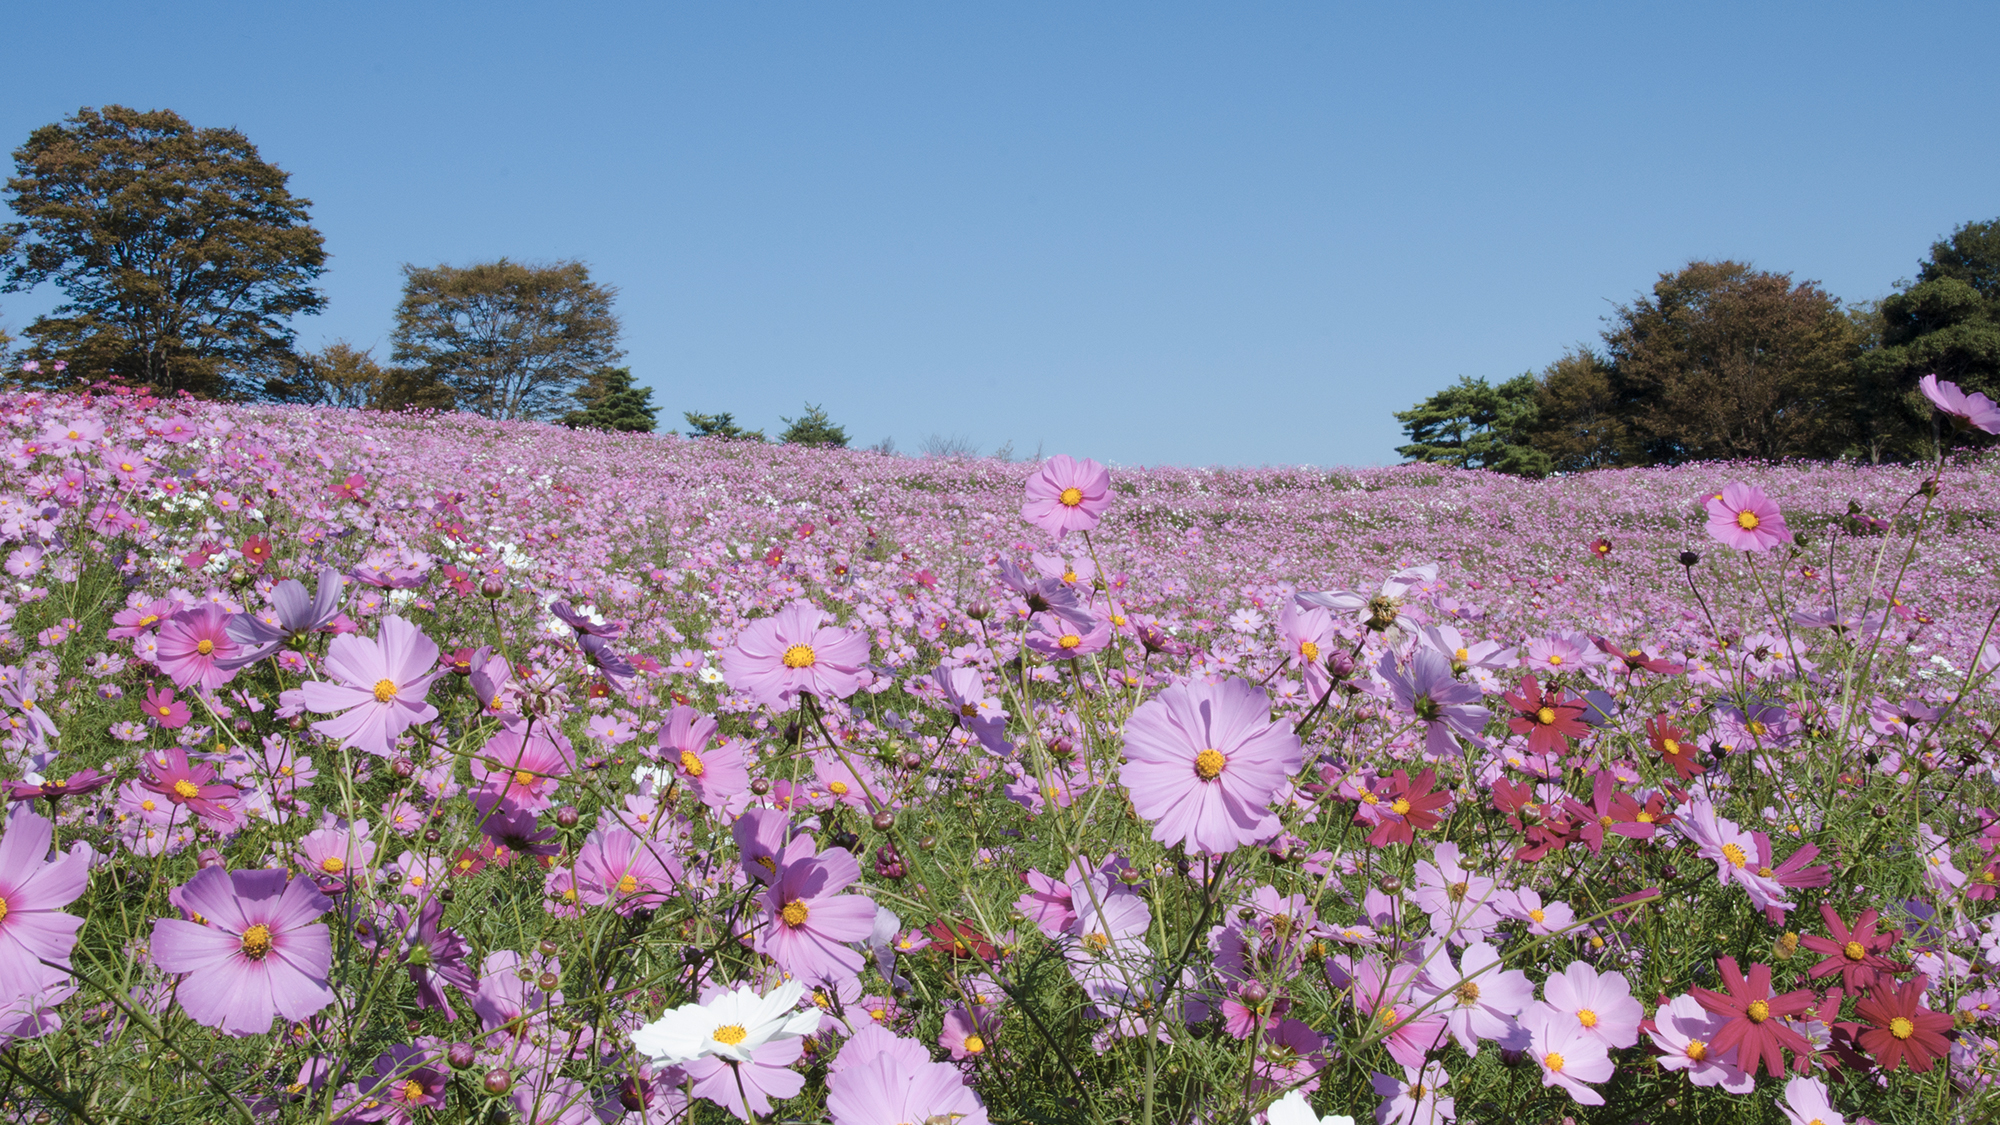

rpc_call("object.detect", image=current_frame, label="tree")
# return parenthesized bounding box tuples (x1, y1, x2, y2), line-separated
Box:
(1601, 261, 1862, 463)
(561, 367, 658, 432)
(272, 341, 383, 410)
(1526, 348, 1633, 473)
(1, 105, 326, 397)
(1856, 219, 2000, 458)
(1394, 374, 1548, 474)
(777, 402, 849, 447)
(390, 259, 622, 421)
(682, 411, 764, 441)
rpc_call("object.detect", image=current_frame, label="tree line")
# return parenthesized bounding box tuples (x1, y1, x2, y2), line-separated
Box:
(0, 105, 852, 445)
(1396, 230, 2000, 474)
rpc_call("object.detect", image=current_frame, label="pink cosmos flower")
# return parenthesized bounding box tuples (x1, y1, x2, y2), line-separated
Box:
(575, 827, 678, 916)
(757, 837, 877, 979)
(1410, 842, 1501, 943)
(150, 867, 335, 1036)
(1419, 940, 1531, 1055)
(0, 809, 89, 1004)
(1119, 676, 1303, 855)
(1779, 1075, 1847, 1125)
(138, 747, 240, 828)
(1920, 373, 2000, 434)
(472, 725, 576, 813)
(1647, 993, 1753, 1093)
(1704, 482, 1793, 552)
(1024, 613, 1113, 660)
(1521, 1002, 1613, 1105)
(828, 1025, 991, 1125)
(1539, 960, 1641, 1049)
(721, 602, 871, 709)
(142, 685, 191, 729)
(656, 705, 749, 811)
(155, 604, 241, 692)
(1021, 454, 1111, 541)
(297, 615, 441, 759)
(1369, 1060, 1455, 1125)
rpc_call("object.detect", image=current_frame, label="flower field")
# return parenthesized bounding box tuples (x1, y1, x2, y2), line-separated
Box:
(0, 385, 1997, 1124)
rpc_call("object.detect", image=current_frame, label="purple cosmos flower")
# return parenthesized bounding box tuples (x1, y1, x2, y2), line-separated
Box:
(575, 827, 678, 916)
(1380, 649, 1489, 759)
(681, 1037, 806, 1122)
(1703, 482, 1793, 552)
(155, 604, 241, 692)
(550, 600, 625, 638)
(827, 1025, 991, 1125)
(1020, 454, 1111, 541)
(1521, 1002, 1613, 1105)
(1120, 676, 1303, 855)
(1539, 960, 1641, 1049)
(330, 1043, 447, 1122)
(656, 705, 748, 811)
(392, 899, 476, 1019)
(1024, 614, 1113, 660)
(7, 769, 113, 809)
(758, 838, 877, 980)
(297, 615, 441, 759)
(150, 867, 335, 1036)
(1920, 373, 2000, 434)
(1419, 939, 1531, 1055)
(472, 725, 575, 813)
(720, 602, 871, 709)
(218, 566, 344, 669)
(0, 808, 89, 1003)
(138, 747, 240, 828)
(1647, 993, 1753, 1093)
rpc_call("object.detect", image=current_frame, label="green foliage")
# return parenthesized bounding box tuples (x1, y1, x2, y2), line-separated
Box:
(682, 410, 764, 441)
(390, 258, 623, 421)
(1394, 373, 1549, 475)
(1857, 218, 2000, 459)
(777, 401, 849, 447)
(561, 366, 659, 432)
(1, 105, 327, 398)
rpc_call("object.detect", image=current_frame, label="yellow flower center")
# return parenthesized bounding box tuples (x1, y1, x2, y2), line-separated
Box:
(617, 874, 638, 895)
(1454, 647, 1469, 662)
(1194, 748, 1226, 780)
(1360, 791, 1380, 805)
(138, 614, 158, 628)
(240, 924, 274, 959)
(1529, 908, 1546, 923)
(321, 857, 344, 874)
(781, 644, 817, 669)
(1662, 738, 1681, 756)
(1637, 811, 1655, 823)
(1841, 941, 1866, 961)
(1737, 510, 1760, 530)
(782, 900, 810, 926)
(172, 780, 200, 800)
(373, 679, 397, 703)
(679, 749, 705, 777)
(963, 1034, 986, 1054)
(1746, 1000, 1770, 1023)
(1599, 814, 1614, 828)
(1547, 654, 1564, 666)
(1391, 798, 1412, 816)
(1577, 1008, 1598, 1028)
(141, 799, 156, 812)
(401, 1079, 424, 1102)
(871, 1008, 887, 1021)
(514, 770, 536, 787)
(1747, 720, 1767, 737)
(1685, 1038, 1708, 1062)
(1544, 1051, 1566, 1074)
(409, 875, 425, 887)
(0, 897, 7, 923)
(1454, 981, 1480, 1004)
(1058, 487, 1084, 508)
(1722, 843, 1749, 869)
(1379, 1007, 1401, 1028)
(1299, 640, 1319, 660)
(1084, 932, 1111, 955)
(196, 639, 214, 655)
(1536, 706, 1556, 725)
(1448, 881, 1469, 902)
(712, 1024, 748, 1045)
(829, 781, 849, 795)
(1889, 1016, 1914, 1040)
(1058, 634, 1082, 649)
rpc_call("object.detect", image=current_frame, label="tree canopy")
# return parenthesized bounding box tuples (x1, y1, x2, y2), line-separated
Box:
(778, 402, 849, 447)
(562, 367, 659, 432)
(1, 105, 327, 397)
(1393, 374, 1547, 475)
(682, 411, 764, 441)
(390, 259, 622, 422)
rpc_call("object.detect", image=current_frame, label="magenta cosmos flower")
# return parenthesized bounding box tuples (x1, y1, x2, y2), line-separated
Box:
(721, 602, 871, 709)
(1120, 676, 1303, 855)
(154, 604, 241, 692)
(297, 615, 441, 758)
(1704, 482, 1792, 552)
(0, 808, 89, 1002)
(151, 867, 335, 1035)
(1021, 454, 1111, 541)
(1920, 374, 2000, 434)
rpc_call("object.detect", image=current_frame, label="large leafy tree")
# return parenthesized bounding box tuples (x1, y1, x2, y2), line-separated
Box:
(561, 367, 658, 432)
(1601, 260, 1862, 463)
(390, 259, 622, 421)
(1, 105, 327, 397)
(777, 402, 849, 448)
(1855, 219, 2000, 458)
(1394, 374, 1548, 475)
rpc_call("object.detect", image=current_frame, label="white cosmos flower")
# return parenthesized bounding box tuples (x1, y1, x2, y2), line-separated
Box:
(1266, 1090, 1355, 1125)
(630, 978, 821, 1065)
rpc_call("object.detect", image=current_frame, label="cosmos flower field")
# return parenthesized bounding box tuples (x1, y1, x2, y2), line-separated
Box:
(0, 386, 1996, 1124)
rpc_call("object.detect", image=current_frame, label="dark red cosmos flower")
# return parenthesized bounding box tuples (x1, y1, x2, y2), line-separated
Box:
(1492, 778, 1576, 862)
(1367, 768, 1451, 847)
(1593, 636, 1687, 675)
(8, 768, 115, 806)
(1691, 957, 1816, 1078)
(1753, 835, 1834, 924)
(1799, 905, 1903, 993)
(926, 920, 999, 961)
(240, 534, 274, 567)
(1503, 675, 1590, 756)
(1606, 788, 1669, 839)
(1646, 715, 1705, 781)
(1589, 537, 1613, 558)
(1855, 975, 1954, 1072)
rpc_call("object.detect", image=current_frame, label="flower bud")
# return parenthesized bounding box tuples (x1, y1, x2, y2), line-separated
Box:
(750, 778, 772, 796)
(446, 1042, 477, 1069)
(965, 601, 992, 621)
(872, 810, 897, 831)
(196, 848, 226, 869)
(900, 751, 923, 770)
(482, 1069, 513, 1095)
(555, 806, 580, 829)
(537, 971, 560, 992)
(1679, 550, 1700, 567)
(538, 939, 560, 957)
(391, 756, 415, 779)
(480, 576, 507, 599)
(423, 828, 442, 844)
(1238, 979, 1269, 1005)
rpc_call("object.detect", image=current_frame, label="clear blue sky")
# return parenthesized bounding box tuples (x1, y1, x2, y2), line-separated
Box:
(5, 3, 1996, 467)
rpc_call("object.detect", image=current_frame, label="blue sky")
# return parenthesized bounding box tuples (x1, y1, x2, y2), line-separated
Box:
(4, 3, 1996, 467)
